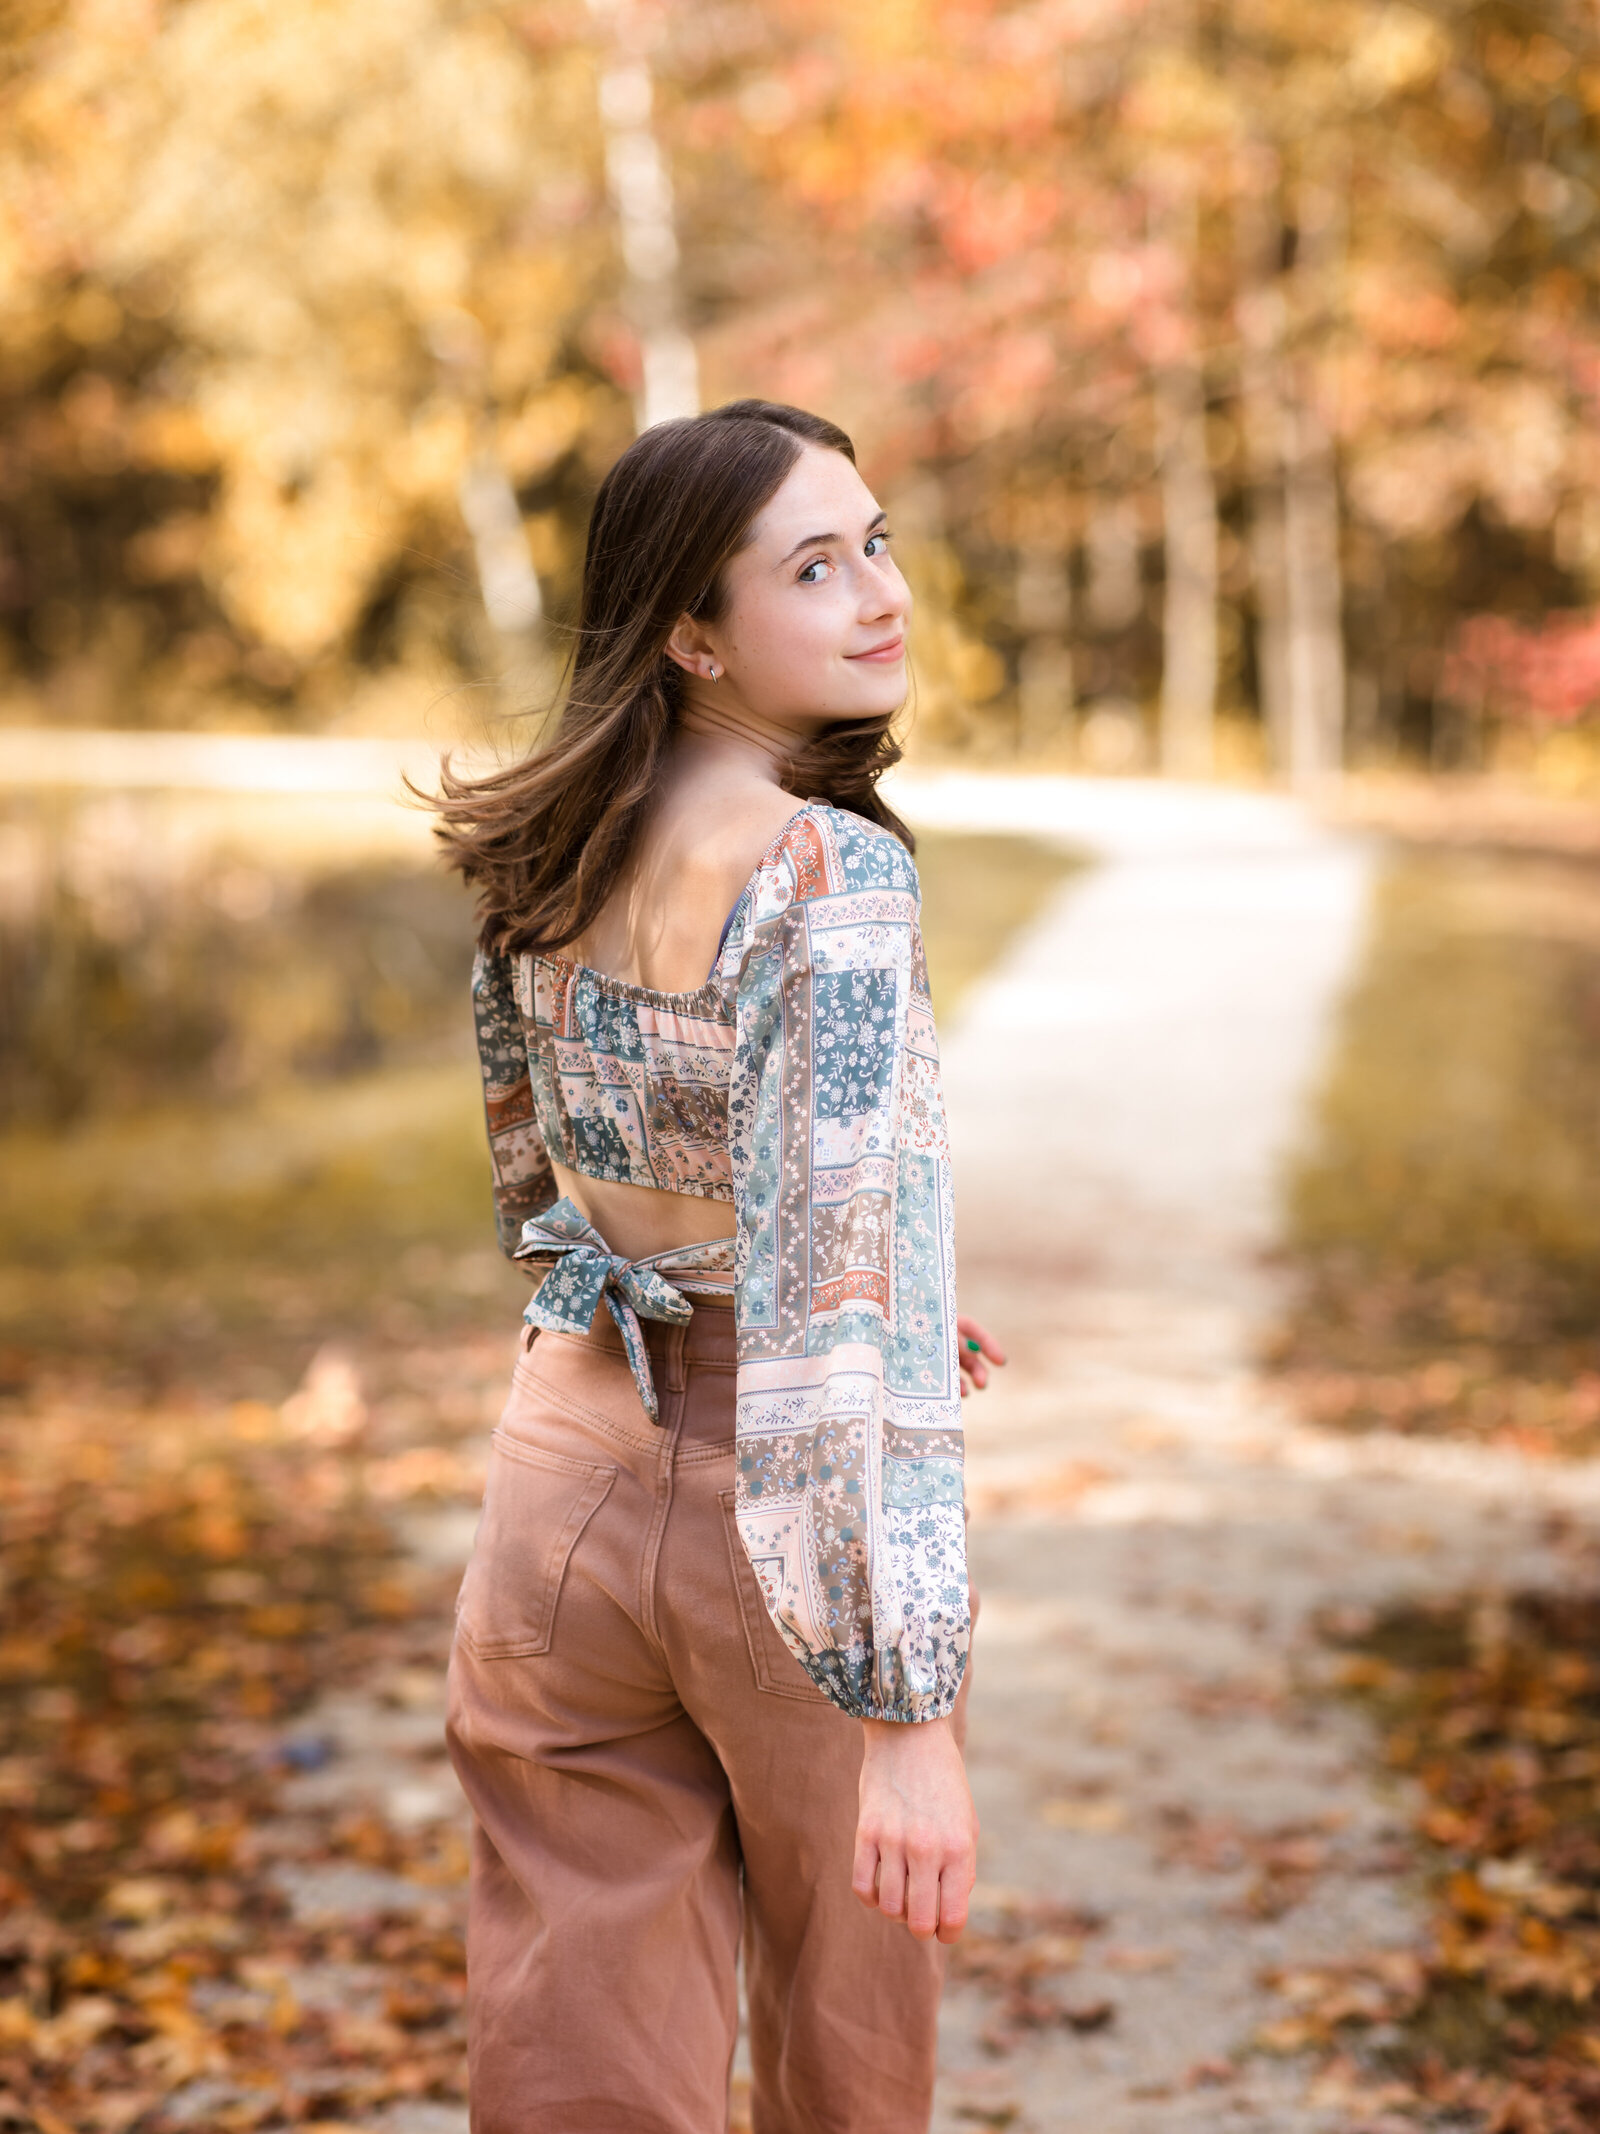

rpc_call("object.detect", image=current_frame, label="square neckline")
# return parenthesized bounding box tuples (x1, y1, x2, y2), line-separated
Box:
(535, 799, 826, 1009)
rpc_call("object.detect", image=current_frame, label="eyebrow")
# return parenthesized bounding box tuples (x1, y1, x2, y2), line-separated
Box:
(776, 510, 888, 569)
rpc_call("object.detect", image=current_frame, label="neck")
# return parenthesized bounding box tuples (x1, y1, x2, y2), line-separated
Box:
(674, 691, 812, 786)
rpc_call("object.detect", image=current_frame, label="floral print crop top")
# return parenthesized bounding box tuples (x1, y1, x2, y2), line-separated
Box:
(470, 802, 968, 1725)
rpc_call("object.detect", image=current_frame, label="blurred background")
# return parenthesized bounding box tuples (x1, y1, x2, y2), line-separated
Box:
(6, 4, 1600, 2130)
(8, 0, 1600, 1358)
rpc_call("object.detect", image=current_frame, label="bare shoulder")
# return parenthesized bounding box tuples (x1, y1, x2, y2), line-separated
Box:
(672, 780, 810, 907)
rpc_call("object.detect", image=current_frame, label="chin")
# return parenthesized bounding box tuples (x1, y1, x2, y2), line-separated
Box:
(835, 672, 908, 718)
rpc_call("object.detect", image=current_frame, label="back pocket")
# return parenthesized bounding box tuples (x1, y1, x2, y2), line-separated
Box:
(718, 1488, 831, 1703)
(457, 1434, 615, 1659)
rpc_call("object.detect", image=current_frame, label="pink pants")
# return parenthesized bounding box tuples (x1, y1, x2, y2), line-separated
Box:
(446, 1299, 958, 2133)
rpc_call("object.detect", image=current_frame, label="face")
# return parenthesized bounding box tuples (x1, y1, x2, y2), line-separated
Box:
(668, 443, 912, 726)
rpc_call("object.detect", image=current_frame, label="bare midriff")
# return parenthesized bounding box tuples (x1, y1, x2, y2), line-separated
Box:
(550, 1159, 737, 1264)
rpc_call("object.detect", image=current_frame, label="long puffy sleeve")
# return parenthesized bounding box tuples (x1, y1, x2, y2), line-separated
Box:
(471, 946, 557, 1257)
(726, 809, 969, 1723)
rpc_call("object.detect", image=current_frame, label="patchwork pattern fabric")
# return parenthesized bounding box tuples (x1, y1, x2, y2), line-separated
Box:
(524, 960, 736, 1200)
(515, 1197, 735, 1424)
(470, 803, 968, 1724)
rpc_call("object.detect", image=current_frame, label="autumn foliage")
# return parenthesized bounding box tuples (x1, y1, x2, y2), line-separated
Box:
(6, 2, 1600, 760)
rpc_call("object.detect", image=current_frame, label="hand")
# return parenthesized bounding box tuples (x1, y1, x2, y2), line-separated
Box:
(853, 1716, 978, 1944)
(958, 1315, 1006, 1398)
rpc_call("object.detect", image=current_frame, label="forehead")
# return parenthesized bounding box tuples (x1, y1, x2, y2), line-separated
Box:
(748, 444, 878, 552)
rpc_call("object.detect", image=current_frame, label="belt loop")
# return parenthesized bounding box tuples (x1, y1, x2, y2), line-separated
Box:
(664, 1320, 688, 1397)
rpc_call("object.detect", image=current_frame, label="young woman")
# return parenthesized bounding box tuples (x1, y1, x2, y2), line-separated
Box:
(435, 399, 1004, 2134)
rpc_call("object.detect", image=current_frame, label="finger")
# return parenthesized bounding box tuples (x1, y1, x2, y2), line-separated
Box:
(958, 1317, 1006, 1365)
(851, 1827, 880, 1909)
(936, 1859, 974, 1944)
(903, 1847, 941, 1940)
(957, 1320, 1006, 1372)
(875, 1845, 907, 1922)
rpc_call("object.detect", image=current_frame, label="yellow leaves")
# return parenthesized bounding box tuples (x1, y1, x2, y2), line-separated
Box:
(1103, 1944, 1177, 1973)
(123, 402, 217, 474)
(228, 1399, 281, 1442)
(363, 1445, 484, 1502)
(59, 283, 123, 344)
(1040, 1795, 1127, 1834)
(1347, 6, 1450, 103)
(388, 402, 473, 508)
(1122, 49, 1242, 151)
(1257, 1951, 1428, 2054)
(0, 1999, 35, 2045)
(358, 1575, 415, 1621)
(1446, 1867, 1503, 1925)
(124, 513, 212, 587)
(0, 0, 610, 673)
(499, 376, 596, 485)
(102, 1876, 182, 1923)
(0, 1635, 53, 1679)
(1331, 1651, 1396, 1691)
(949, 635, 1006, 706)
(210, 458, 398, 658)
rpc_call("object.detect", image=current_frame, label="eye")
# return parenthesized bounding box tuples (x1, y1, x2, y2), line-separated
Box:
(865, 529, 892, 557)
(797, 556, 832, 584)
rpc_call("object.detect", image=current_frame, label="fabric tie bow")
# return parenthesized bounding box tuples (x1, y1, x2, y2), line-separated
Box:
(515, 1197, 696, 1423)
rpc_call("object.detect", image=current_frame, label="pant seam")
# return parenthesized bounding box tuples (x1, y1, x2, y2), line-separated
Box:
(638, 1322, 688, 1647)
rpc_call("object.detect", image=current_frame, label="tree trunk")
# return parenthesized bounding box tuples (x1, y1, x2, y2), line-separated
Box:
(591, 5, 698, 431)
(1281, 175, 1347, 791)
(1155, 198, 1219, 780)
(1281, 384, 1344, 790)
(425, 308, 545, 693)
(1015, 544, 1073, 758)
(1234, 176, 1293, 777)
(458, 445, 543, 642)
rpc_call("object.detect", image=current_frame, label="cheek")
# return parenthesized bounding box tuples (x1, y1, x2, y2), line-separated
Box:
(728, 589, 848, 678)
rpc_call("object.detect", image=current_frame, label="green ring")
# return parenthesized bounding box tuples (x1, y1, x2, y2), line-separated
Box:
(964, 1338, 982, 1354)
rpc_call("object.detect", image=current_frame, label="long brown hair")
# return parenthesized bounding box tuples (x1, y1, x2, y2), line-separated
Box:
(430, 398, 914, 955)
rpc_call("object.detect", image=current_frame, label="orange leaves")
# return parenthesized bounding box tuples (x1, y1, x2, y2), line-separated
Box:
(0, 1363, 472, 2127)
(1280, 1592, 1600, 2128)
(947, 1896, 1112, 2052)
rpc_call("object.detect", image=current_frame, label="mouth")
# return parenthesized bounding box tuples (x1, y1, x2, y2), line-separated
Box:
(846, 636, 906, 664)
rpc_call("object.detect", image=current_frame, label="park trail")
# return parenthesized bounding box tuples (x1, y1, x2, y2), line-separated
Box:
(258, 773, 1600, 2134)
(916, 775, 1600, 2132)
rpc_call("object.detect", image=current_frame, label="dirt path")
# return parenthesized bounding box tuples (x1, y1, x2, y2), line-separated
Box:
(909, 776, 1600, 2131)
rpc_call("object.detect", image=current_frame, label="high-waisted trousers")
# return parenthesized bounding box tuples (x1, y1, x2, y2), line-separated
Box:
(445, 1298, 957, 2134)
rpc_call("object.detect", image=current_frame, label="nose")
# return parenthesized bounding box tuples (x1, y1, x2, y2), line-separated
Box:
(862, 557, 912, 624)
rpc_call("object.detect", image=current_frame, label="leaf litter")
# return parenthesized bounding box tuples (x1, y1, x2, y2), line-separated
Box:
(0, 1343, 494, 2132)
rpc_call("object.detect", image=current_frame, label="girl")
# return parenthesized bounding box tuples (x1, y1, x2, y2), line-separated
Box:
(435, 399, 1003, 2133)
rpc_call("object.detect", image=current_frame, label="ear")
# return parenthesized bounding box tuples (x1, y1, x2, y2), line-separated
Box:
(664, 614, 719, 679)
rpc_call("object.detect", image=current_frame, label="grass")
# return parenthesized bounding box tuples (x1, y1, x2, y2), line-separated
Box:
(0, 828, 1085, 1383)
(1274, 839, 1600, 2124)
(1273, 845, 1600, 1453)
(915, 827, 1086, 1022)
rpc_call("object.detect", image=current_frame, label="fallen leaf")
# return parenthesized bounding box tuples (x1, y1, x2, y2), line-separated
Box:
(1040, 1796, 1126, 1834)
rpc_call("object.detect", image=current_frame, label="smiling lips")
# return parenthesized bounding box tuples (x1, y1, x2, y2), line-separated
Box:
(846, 636, 905, 663)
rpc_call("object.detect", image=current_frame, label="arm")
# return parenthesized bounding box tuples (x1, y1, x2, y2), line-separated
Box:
(727, 815, 969, 1720)
(471, 946, 557, 1257)
(727, 812, 975, 1932)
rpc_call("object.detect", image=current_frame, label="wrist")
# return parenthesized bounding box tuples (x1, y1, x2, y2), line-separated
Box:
(860, 1714, 952, 1757)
